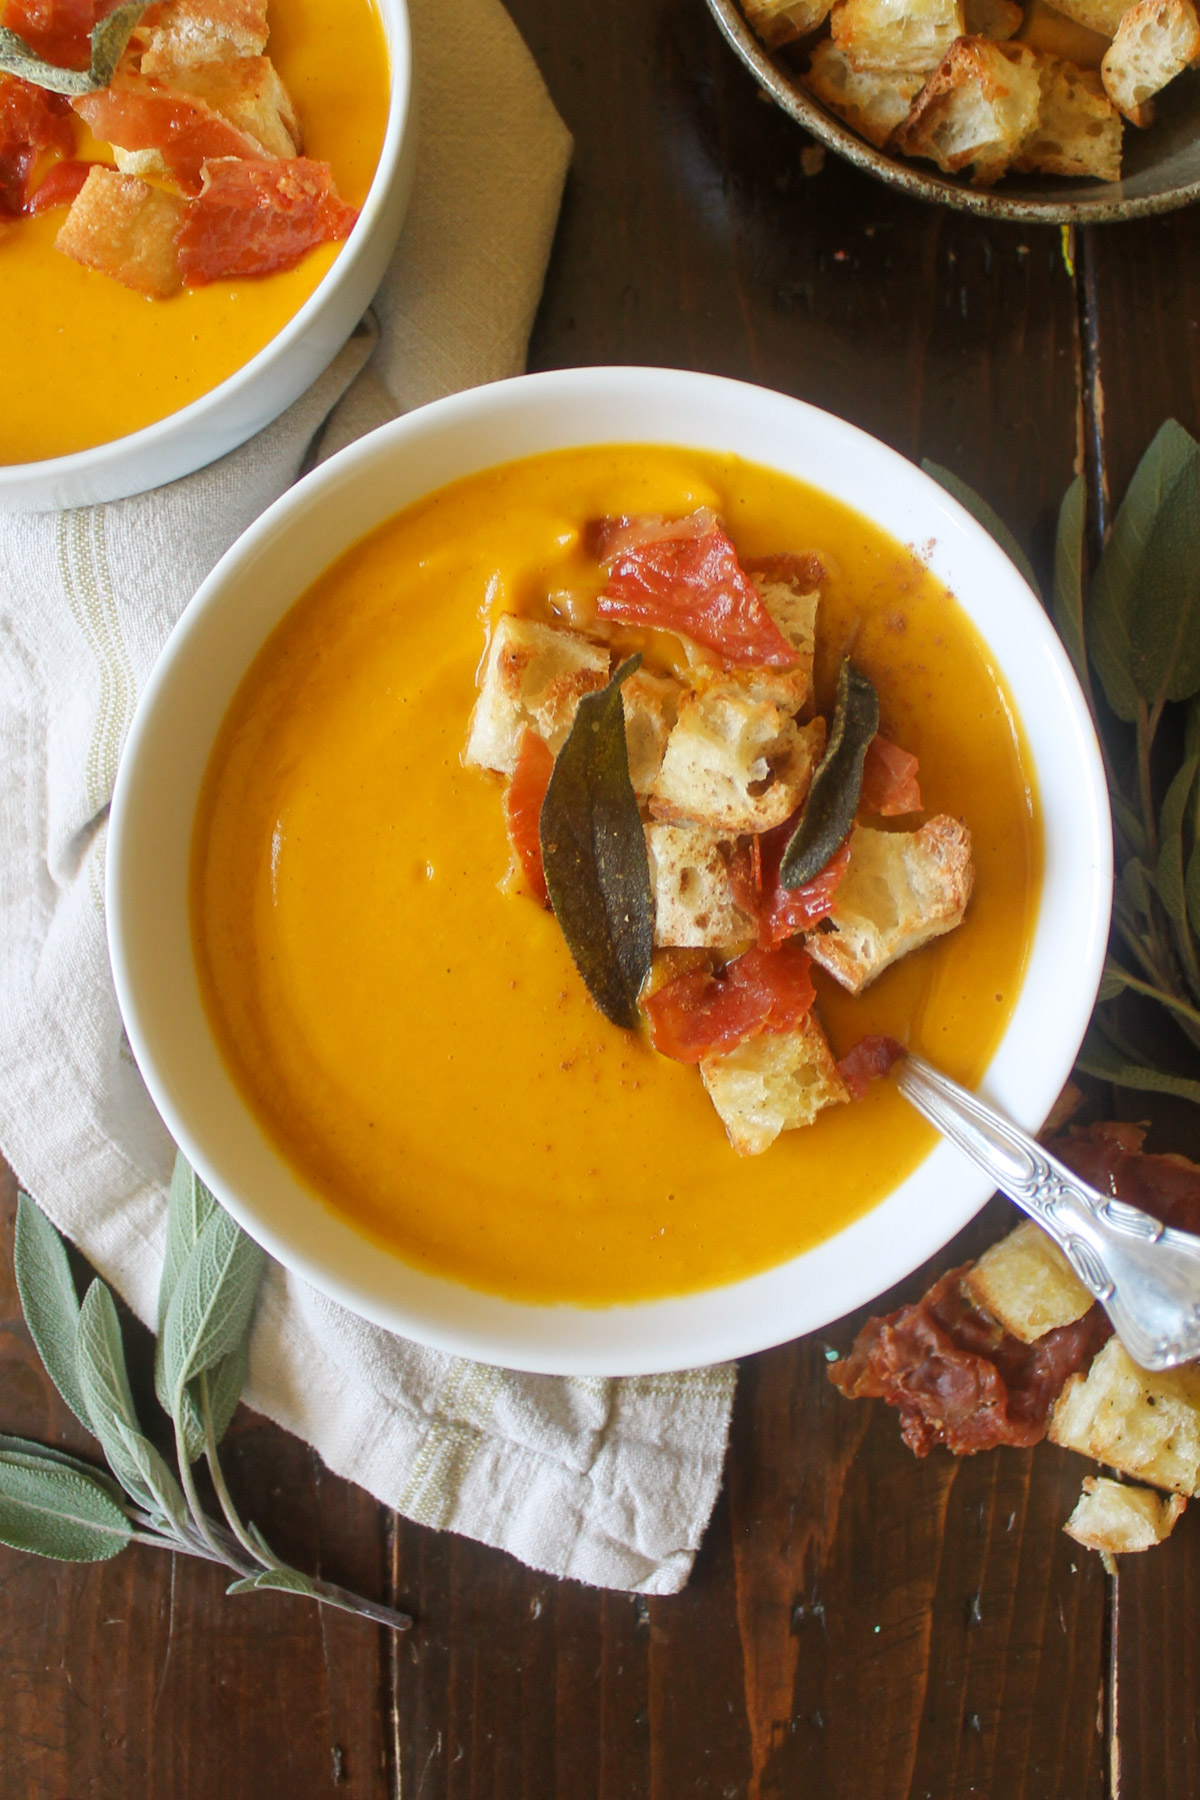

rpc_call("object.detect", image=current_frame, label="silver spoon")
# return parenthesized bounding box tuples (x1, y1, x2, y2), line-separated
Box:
(895, 1052, 1200, 1373)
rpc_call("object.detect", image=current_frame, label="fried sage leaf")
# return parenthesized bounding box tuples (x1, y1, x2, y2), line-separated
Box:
(0, 0, 149, 95)
(539, 655, 653, 1029)
(780, 660, 879, 890)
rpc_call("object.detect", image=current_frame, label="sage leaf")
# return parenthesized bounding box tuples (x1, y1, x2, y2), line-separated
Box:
(0, 1451, 131, 1562)
(1118, 857, 1156, 927)
(539, 655, 654, 1029)
(1188, 840, 1200, 945)
(76, 1282, 188, 1529)
(1110, 792, 1148, 862)
(155, 1152, 230, 1453)
(1098, 960, 1130, 1002)
(1091, 421, 1197, 722)
(227, 1567, 316, 1598)
(161, 1206, 265, 1435)
(14, 1192, 90, 1432)
(0, 0, 149, 94)
(1156, 756, 1199, 923)
(922, 460, 1041, 600)
(780, 660, 878, 889)
(1128, 448, 1200, 709)
(1078, 1025, 1200, 1106)
(1053, 475, 1088, 693)
(0, 1434, 122, 1501)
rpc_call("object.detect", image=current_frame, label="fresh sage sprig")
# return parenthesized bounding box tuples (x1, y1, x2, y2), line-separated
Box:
(927, 425, 1200, 1106)
(0, 1, 149, 94)
(5, 1165, 412, 1632)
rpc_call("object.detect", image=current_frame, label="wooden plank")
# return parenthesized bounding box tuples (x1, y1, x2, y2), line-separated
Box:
(0, 1157, 394, 1798)
(1078, 215, 1200, 1800)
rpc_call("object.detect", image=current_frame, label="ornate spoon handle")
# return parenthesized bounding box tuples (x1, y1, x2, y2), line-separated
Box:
(895, 1052, 1200, 1372)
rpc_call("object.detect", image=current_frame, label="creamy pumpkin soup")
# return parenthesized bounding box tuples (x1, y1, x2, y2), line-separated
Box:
(191, 446, 1041, 1307)
(0, 0, 388, 464)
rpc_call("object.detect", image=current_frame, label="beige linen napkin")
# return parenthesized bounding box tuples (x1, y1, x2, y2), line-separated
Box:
(0, 0, 736, 1595)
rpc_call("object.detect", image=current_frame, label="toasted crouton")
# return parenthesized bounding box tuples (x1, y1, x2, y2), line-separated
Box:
(55, 167, 186, 299)
(1101, 0, 1200, 123)
(1015, 55, 1123, 179)
(646, 823, 758, 948)
(806, 40, 927, 141)
(700, 1013, 850, 1155)
(149, 55, 300, 155)
(1017, 0, 1113, 68)
(650, 687, 825, 835)
(744, 0, 836, 43)
(748, 561, 820, 711)
(1049, 1337, 1200, 1495)
(139, 0, 269, 72)
(831, 0, 965, 75)
(465, 615, 611, 776)
(805, 817, 974, 994)
(1029, 0, 1129, 37)
(622, 671, 682, 797)
(965, 0, 1025, 35)
(896, 39, 1044, 182)
(965, 1220, 1094, 1342)
(1064, 1475, 1186, 1561)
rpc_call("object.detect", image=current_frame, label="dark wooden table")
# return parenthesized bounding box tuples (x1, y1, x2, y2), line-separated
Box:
(4, 2, 1199, 1793)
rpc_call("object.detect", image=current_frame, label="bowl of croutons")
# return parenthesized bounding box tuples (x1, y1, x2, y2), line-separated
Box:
(708, 0, 1200, 219)
(107, 367, 1112, 1374)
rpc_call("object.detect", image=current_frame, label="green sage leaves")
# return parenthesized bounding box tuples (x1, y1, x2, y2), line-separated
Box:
(540, 655, 654, 1028)
(0, 1, 149, 94)
(780, 660, 878, 889)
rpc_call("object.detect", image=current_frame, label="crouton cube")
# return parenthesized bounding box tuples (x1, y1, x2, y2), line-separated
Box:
(1017, 0, 1113, 69)
(1101, 0, 1200, 123)
(745, 0, 836, 43)
(650, 686, 825, 834)
(831, 0, 965, 75)
(55, 167, 186, 299)
(805, 817, 974, 994)
(806, 40, 926, 143)
(965, 0, 1024, 36)
(1015, 55, 1123, 179)
(147, 55, 301, 156)
(747, 559, 820, 712)
(139, 0, 269, 72)
(1064, 1476, 1186, 1561)
(701, 1013, 850, 1155)
(895, 39, 1044, 183)
(965, 1220, 1094, 1342)
(646, 823, 758, 949)
(1049, 1337, 1200, 1495)
(623, 670, 682, 797)
(1029, 0, 1129, 38)
(464, 615, 610, 777)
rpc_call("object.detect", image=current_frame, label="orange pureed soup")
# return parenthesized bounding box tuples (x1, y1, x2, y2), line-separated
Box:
(0, 0, 389, 465)
(191, 446, 1042, 1306)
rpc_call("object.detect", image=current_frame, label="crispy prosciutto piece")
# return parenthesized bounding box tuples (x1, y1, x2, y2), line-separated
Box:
(0, 74, 75, 215)
(731, 813, 850, 950)
(73, 73, 269, 194)
(644, 940, 815, 1063)
(23, 154, 92, 210)
(1, 0, 120, 70)
(176, 155, 358, 281)
(829, 1266, 1112, 1456)
(860, 734, 922, 816)
(1046, 1121, 1200, 1237)
(503, 729, 554, 908)
(592, 509, 797, 669)
(838, 1033, 904, 1100)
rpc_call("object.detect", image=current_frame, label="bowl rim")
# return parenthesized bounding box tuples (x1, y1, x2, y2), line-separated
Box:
(0, 0, 412, 504)
(704, 0, 1200, 225)
(107, 365, 1114, 1375)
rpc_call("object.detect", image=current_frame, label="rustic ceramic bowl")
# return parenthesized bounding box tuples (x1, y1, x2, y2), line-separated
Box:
(0, 0, 414, 513)
(706, 0, 1200, 223)
(106, 367, 1112, 1375)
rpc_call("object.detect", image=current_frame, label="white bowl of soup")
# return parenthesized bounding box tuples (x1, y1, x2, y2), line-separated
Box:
(106, 367, 1112, 1375)
(0, 0, 412, 512)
